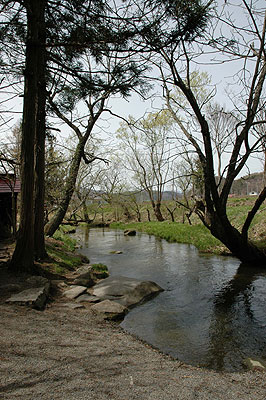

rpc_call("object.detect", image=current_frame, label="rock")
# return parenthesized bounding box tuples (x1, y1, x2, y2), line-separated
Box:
(72, 264, 109, 284)
(244, 357, 266, 370)
(63, 286, 87, 299)
(73, 277, 95, 287)
(92, 276, 163, 309)
(124, 230, 136, 236)
(6, 286, 49, 310)
(72, 265, 97, 287)
(91, 299, 128, 320)
(26, 276, 49, 287)
(51, 280, 67, 289)
(0, 284, 22, 293)
(75, 294, 101, 303)
(74, 265, 92, 275)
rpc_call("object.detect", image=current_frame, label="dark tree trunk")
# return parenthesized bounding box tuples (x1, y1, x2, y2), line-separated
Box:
(208, 211, 266, 266)
(10, 0, 46, 273)
(34, 0, 47, 260)
(166, 206, 176, 222)
(153, 202, 164, 222)
(44, 141, 84, 237)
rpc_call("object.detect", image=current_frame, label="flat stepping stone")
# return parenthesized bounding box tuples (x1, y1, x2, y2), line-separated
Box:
(63, 286, 87, 299)
(6, 286, 49, 310)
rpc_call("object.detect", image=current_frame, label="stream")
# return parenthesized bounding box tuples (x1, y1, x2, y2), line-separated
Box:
(77, 227, 266, 372)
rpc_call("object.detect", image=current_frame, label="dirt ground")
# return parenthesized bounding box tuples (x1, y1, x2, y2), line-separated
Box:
(0, 245, 266, 400)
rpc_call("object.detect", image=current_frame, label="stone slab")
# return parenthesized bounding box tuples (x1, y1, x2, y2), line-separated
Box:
(6, 286, 49, 310)
(63, 286, 87, 299)
(92, 276, 163, 308)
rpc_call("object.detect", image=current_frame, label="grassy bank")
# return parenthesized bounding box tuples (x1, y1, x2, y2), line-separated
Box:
(111, 221, 226, 254)
(111, 197, 266, 255)
(45, 225, 86, 275)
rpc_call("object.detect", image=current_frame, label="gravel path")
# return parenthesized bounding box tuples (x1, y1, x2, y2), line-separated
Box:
(0, 302, 265, 400)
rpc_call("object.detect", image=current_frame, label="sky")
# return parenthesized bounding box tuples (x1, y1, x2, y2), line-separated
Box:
(1, 0, 265, 180)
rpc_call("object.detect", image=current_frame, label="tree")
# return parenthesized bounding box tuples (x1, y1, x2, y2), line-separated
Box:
(2, 0, 147, 270)
(44, 41, 146, 236)
(117, 111, 174, 221)
(148, 0, 266, 264)
(9, 0, 47, 272)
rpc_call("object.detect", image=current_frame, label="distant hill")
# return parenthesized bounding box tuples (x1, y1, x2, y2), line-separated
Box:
(230, 172, 264, 196)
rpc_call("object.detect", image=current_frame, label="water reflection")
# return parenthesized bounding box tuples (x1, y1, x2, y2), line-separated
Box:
(205, 264, 266, 371)
(77, 227, 266, 371)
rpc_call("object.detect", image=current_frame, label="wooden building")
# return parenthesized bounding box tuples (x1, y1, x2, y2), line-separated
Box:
(0, 174, 21, 238)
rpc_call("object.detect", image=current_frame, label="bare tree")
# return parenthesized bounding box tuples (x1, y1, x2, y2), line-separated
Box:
(150, 1, 266, 264)
(117, 111, 174, 221)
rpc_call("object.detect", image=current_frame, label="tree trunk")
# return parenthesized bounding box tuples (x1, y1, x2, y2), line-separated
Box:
(34, 0, 47, 260)
(10, 0, 45, 273)
(44, 141, 84, 237)
(208, 212, 266, 266)
(82, 201, 90, 223)
(153, 202, 164, 221)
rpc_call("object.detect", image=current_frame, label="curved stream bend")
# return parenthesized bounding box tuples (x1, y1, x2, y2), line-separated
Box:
(77, 227, 266, 372)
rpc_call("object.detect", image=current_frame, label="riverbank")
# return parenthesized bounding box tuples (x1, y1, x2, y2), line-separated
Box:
(1, 230, 266, 399)
(111, 218, 266, 255)
(111, 221, 227, 254)
(1, 300, 266, 400)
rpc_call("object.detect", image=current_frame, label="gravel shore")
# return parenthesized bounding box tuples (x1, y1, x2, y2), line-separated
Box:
(0, 302, 265, 400)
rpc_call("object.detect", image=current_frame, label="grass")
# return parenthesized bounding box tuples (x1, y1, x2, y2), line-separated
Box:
(45, 225, 87, 275)
(111, 221, 224, 254)
(111, 196, 266, 255)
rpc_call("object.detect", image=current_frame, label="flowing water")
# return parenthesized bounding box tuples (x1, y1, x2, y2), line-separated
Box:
(77, 227, 266, 372)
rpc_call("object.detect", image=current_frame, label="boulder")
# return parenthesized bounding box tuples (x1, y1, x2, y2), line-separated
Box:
(63, 285, 87, 299)
(6, 286, 49, 310)
(124, 230, 136, 236)
(72, 265, 96, 287)
(92, 276, 163, 309)
(91, 299, 128, 320)
(73, 277, 95, 287)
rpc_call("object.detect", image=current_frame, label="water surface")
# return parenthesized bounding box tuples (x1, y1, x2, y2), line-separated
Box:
(77, 227, 266, 371)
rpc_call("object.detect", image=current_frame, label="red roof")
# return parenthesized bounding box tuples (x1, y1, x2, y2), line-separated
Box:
(0, 177, 21, 193)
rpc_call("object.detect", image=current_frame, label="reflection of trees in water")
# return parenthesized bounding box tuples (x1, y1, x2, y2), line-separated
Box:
(205, 264, 266, 371)
(84, 225, 89, 244)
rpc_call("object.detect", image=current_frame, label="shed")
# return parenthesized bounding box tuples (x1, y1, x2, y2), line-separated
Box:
(0, 174, 21, 238)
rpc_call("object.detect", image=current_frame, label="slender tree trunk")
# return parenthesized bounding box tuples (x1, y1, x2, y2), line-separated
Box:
(34, 0, 47, 260)
(10, 0, 45, 273)
(82, 201, 89, 222)
(44, 141, 84, 237)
